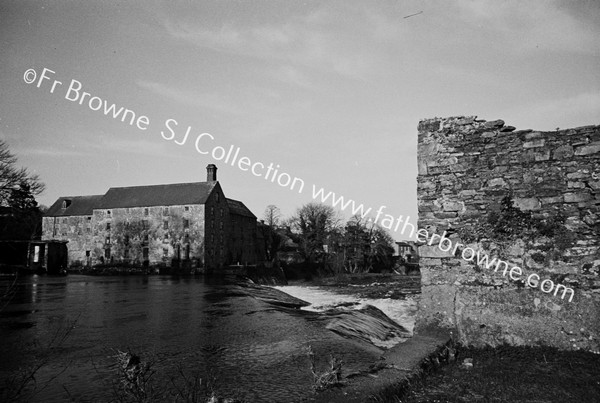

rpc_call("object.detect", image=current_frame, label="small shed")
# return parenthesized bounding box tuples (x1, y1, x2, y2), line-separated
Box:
(0, 240, 68, 274)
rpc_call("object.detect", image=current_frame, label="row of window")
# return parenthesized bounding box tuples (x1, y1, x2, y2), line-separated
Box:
(101, 218, 192, 231)
(56, 216, 92, 224)
(210, 207, 224, 217)
(101, 206, 193, 217)
(103, 244, 196, 260)
(105, 234, 192, 244)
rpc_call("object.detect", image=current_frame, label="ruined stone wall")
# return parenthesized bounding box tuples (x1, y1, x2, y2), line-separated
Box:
(416, 116, 600, 351)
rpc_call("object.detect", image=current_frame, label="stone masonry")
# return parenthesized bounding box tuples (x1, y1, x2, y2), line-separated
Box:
(416, 116, 600, 351)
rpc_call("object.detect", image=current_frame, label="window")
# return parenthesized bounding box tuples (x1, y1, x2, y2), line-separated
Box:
(124, 235, 130, 245)
(184, 206, 189, 212)
(163, 207, 169, 215)
(105, 248, 111, 259)
(86, 227, 91, 233)
(105, 236, 111, 244)
(33, 246, 40, 263)
(163, 220, 168, 230)
(143, 235, 149, 244)
(107, 210, 111, 216)
(183, 219, 189, 229)
(106, 222, 111, 230)
(87, 216, 92, 221)
(142, 220, 148, 229)
(163, 248, 168, 257)
(144, 208, 149, 216)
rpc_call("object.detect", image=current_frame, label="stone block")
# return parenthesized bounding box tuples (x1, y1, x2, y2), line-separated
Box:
(524, 131, 541, 140)
(574, 142, 600, 156)
(443, 201, 464, 212)
(553, 144, 574, 159)
(418, 120, 441, 133)
(564, 192, 592, 203)
(534, 150, 551, 161)
(513, 197, 541, 211)
(567, 181, 585, 189)
(523, 139, 545, 148)
(566, 171, 589, 179)
(484, 119, 504, 129)
(487, 177, 507, 187)
(540, 196, 563, 205)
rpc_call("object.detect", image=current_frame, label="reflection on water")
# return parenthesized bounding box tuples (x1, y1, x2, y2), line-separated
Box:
(0, 275, 403, 402)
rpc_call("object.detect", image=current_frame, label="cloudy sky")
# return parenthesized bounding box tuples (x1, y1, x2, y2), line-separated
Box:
(1, 0, 599, 240)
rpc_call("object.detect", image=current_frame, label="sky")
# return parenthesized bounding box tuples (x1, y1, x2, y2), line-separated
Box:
(1, 0, 599, 241)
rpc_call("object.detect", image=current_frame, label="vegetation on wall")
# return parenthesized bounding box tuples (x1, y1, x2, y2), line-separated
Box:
(461, 194, 576, 263)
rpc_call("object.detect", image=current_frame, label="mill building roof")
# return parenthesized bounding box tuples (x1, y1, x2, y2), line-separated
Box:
(45, 195, 105, 217)
(97, 181, 217, 209)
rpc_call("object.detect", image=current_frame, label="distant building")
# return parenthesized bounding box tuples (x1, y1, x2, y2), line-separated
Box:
(42, 165, 258, 271)
(395, 241, 419, 263)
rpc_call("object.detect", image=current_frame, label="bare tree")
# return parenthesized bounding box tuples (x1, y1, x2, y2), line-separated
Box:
(263, 204, 281, 227)
(341, 215, 395, 273)
(289, 202, 341, 263)
(0, 140, 44, 206)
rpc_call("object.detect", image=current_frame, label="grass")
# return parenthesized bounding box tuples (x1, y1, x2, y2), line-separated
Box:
(399, 344, 600, 402)
(308, 345, 344, 391)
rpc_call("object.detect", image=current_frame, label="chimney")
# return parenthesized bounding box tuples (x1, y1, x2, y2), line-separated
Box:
(206, 164, 217, 181)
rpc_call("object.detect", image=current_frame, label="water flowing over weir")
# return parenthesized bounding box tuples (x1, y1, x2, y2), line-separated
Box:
(269, 284, 418, 348)
(0, 275, 418, 403)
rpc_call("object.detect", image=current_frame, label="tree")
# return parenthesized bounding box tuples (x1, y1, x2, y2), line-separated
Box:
(339, 215, 395, 273)
(289, 202, 341, 263)
(0, 140, 45, 206)
(0, 141, 45, 240)
(263, 205, 281, 227)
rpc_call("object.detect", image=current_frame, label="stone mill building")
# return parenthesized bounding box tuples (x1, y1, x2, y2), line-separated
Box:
(42, 164, 258, 271)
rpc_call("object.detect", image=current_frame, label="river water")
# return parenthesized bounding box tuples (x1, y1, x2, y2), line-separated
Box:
(0, 275, 416, 402)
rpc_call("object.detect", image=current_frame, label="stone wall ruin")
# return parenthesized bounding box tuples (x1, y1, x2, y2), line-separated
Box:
(416, 116, 600, 351)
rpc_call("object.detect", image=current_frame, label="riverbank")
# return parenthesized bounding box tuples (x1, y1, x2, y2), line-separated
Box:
(400, 343, 600, 402)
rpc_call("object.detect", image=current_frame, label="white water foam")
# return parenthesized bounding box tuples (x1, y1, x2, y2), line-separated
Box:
(272, 285, 418, 334)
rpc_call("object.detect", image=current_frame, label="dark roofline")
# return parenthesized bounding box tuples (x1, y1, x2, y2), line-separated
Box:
(45, 195, 105, 217)
(97, 181, 217, 209)
(226, 198, 256, 219)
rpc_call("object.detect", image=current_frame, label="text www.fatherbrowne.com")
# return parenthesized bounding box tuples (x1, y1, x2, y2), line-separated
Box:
(24, 67, 575, 303)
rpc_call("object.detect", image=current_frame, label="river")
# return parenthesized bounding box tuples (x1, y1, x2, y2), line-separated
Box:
(0, 274, 417, 402)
